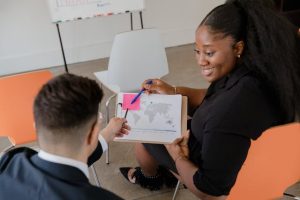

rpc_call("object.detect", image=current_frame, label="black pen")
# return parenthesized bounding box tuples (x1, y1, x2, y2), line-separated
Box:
(124, 108, 129, 119)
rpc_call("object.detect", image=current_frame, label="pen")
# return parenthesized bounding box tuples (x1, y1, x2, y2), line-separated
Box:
(124, 108, 129, 119)
(130, 80, 153, 104)
(122, 108, 128, 128)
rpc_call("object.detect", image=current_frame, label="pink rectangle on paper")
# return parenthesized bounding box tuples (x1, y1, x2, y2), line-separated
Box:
(122, 94, 140, 110)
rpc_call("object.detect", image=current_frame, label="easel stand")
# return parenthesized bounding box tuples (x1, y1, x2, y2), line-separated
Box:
(130, 11, 144, 30)
(139, 11, 144, 29)
(56, 23, 69, 73)
(55, 11, 144, 73)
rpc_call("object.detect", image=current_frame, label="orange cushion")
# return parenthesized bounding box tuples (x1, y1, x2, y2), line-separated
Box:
(228, 123, 300, 200)
(0, 70, 52, 145)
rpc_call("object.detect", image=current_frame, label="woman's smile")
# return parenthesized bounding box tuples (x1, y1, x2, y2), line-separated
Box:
(201, 67, 215, 77)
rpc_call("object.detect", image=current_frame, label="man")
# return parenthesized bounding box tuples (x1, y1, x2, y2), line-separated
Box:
(0, 73, 129, 200)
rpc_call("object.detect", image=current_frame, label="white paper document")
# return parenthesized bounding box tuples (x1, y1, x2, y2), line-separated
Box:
(115, 93, 183, 144)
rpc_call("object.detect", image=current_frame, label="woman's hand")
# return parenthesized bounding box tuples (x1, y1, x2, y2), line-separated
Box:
(165, 130, 190, 161)
(100, 117, 131, 142)
(142, 79, 175, 95)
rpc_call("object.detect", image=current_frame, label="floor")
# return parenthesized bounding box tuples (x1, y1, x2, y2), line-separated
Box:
(1, 44, 299, 199)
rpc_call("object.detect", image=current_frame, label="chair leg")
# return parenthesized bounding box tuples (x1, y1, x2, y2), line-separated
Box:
(105, 144, 109, 164)
(104, 94, 117, 164)
(172, 180, 181, 200)
(91, 165, 101, 187)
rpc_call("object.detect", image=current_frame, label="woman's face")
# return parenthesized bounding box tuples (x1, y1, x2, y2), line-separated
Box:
(195, 25, 240, 83)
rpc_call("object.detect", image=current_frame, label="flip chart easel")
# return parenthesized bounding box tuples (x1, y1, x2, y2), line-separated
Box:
(47, 0, 145, 72)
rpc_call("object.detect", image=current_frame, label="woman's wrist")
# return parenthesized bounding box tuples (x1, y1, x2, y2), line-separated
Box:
(174, 155, 187, 164)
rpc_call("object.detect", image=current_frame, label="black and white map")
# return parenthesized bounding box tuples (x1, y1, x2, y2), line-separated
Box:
(116, 93, 182, 143)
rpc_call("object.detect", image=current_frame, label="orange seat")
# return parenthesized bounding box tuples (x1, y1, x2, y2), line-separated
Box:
(228, 123, 300, 200)
(0, 70, 53, 147)
(0, 71, 103, 186)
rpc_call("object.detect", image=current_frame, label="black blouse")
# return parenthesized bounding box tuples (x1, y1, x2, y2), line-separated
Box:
(188, 66, 289, 196)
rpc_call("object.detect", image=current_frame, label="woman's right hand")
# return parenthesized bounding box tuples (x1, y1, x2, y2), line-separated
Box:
(142, 79, 175, 95)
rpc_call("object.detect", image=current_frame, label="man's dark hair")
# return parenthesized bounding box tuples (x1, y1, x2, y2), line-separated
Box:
(34, 73, 103, 134)
(199, 0, 300, 121)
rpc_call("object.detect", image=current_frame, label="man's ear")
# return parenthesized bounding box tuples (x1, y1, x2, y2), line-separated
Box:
(234, 40, 245, 57)
(87, 118, 101, 145)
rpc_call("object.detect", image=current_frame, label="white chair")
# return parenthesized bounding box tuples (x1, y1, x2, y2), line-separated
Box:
(94, 28, 169, 164)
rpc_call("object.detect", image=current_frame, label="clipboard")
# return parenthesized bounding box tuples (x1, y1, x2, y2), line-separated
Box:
(114, 94, 187, 144)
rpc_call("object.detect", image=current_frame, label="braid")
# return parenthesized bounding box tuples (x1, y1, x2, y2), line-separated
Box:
(236, 0, 300, 120)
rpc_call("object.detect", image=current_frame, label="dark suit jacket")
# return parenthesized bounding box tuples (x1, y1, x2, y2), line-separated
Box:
(0, 144, 123, 200)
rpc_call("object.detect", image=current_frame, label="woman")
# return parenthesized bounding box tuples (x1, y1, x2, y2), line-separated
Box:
(120, 0, 300, 199)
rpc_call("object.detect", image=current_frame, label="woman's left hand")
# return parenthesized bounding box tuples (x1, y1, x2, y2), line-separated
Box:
(165, 130, 190, 161)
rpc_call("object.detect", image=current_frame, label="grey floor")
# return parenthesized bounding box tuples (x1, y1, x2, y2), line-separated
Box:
(1, 44, 299, 199)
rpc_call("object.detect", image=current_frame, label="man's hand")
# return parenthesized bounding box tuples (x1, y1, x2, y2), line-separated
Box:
(100, 117, 130, 143)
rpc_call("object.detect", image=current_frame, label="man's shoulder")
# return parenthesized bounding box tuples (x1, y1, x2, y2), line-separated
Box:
(0, 147, 124, 200)
(0, 147, 36, 171)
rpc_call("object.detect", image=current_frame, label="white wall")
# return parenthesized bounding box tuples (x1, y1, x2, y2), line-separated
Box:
(0, 0, 224, 76)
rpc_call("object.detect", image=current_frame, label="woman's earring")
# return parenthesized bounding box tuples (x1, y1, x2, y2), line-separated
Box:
(237, 54, 241, 58)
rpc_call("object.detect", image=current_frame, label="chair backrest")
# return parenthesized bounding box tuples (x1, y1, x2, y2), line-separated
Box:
(228, 123, 300, 200)
(108, 28, 169, 92)
(0, 70, 53, 145)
